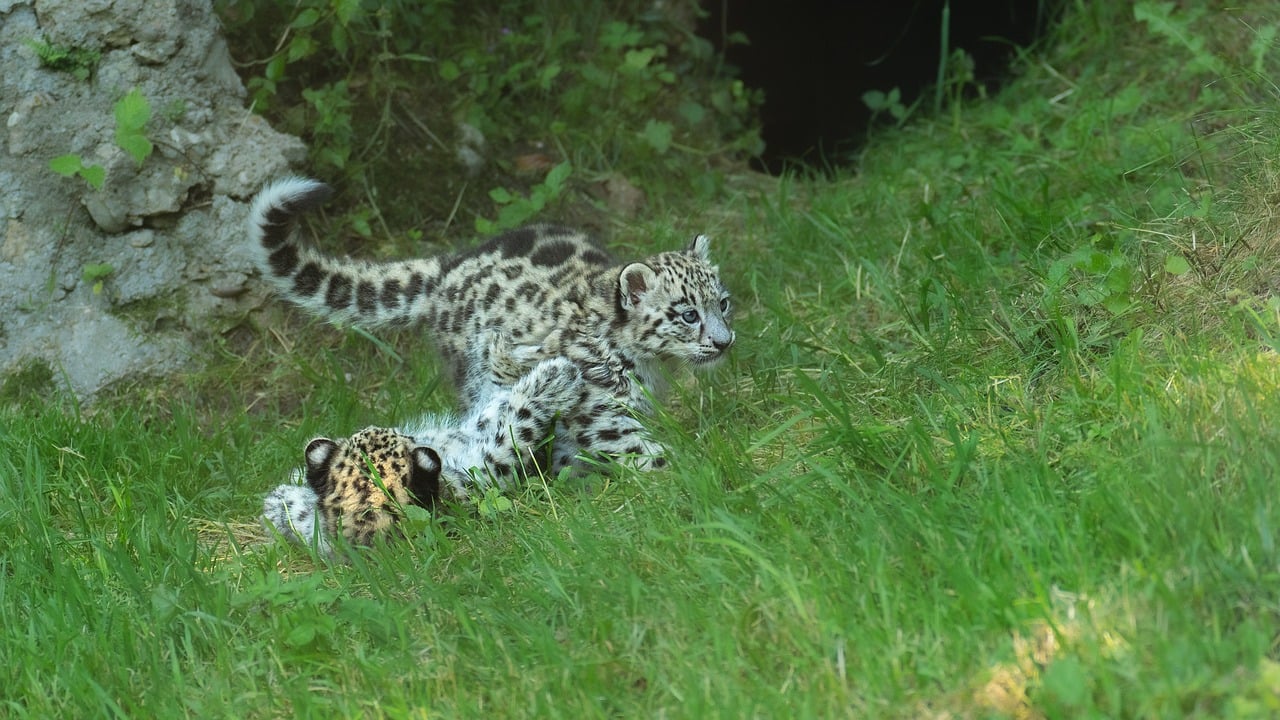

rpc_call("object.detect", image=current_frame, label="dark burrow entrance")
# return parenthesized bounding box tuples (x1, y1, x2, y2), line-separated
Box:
(698, 0, 1059, 174)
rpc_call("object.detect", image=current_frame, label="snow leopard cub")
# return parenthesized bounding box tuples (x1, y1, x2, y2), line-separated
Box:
(262, 427, 441, 555)
(262, 356, 585, 554)
(249, 177, 735, 471)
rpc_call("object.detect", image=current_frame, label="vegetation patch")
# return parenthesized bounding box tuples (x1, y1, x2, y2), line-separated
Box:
(0, 358, 54, 404)
(25, 37, 100, 80)
(214, 0, 761, 238)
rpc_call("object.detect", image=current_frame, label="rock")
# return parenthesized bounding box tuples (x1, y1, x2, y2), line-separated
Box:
(590, 174, 648, 218)
(454, 121, 487, 176)
(0, 0, 307, 401)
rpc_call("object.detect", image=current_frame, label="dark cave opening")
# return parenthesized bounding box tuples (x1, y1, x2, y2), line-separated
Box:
(698, 0, 1059, 174)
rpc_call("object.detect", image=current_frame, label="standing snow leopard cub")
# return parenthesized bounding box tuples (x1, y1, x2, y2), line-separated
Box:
(263, 355, 585, 555)
(249, 177, 734, 471)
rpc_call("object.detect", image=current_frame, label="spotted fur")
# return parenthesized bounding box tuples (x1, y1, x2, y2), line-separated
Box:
(263, 357, 585, 553)
(261, 428, 439, 554)
(249, 177, 734, 470)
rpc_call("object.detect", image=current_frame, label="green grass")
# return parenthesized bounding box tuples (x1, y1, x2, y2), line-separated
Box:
(6, 2, 1280, 717)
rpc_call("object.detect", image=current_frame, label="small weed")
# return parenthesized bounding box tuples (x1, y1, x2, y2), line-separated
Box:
(1134, 1, 1231, 77)
(477, 161, 572, 234)
(49, 88, 155, 189)
(113, 88, 153, 167)
(81, 263, 114, 295)
(48, 153, 105, 190)
(475, 486, 515, 518)
(862, 87, 911, 125)
(26, 37, 99, 80)
(160, 98, 187, 124)
(300, 81, 353, 173)
(1044, 238, 1140, 316)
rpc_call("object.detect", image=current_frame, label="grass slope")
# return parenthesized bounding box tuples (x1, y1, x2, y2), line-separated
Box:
(4, 2, 1280, 717)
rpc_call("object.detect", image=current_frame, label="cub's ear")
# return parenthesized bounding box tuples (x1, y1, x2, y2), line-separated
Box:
(303, 438, 340, 492)
(688, 234, 711, 261)
(618, 262, 658, 310)
(407, 446, 442, 507)
(411, 446, 441, 475)
(305, 438, 339, 470)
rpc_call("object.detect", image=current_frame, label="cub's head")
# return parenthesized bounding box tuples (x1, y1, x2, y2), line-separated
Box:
(304, 426, 441, 545)
(617, 235, 735, 366)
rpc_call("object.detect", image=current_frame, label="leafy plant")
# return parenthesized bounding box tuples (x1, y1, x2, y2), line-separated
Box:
(48, 154, 105, 190)
(26, 37, 99, 80)
(113, 88, 153, 167)
(1134, 1, 1230, 77)
(215, 1, 761, 229)
(862, 87, 910, 125)
(1045, 240, 1138, 317)
(81, 263, 114, 295)
(300, 81, 353, 173)
(50, 89, 156, 189)
(475, 486, 515, 517)
(476, 161, 572, 234)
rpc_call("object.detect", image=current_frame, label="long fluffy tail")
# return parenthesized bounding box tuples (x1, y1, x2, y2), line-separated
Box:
(251, 176, 333, 267)
(248, 176, 339, 312)
(248, 177, 442, 328)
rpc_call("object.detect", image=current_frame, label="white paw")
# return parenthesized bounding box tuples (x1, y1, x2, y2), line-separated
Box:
(261, 481, 329, 554)
(624, 437, 668, 472)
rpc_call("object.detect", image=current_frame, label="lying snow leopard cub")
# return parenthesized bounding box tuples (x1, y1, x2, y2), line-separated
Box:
(263, 356, 585, 554)
(249, 178, 734, 471)
(263, 427, 441, 555)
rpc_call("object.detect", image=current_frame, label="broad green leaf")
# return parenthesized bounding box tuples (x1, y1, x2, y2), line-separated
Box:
(284, 622, 317, 648)
(624, 48, 656, 71)
(1164, 255, 1191, 276)
(677, 100, 706, 125)
(497, 201, 532, 228)
(1102, 293, 1132, 315)
(544, 161, 572, 191)
(862, 90, 887, 110)
(330, 24, 348, 56)
(113, 88, 150, 132)
(539, 63, 561, 89)
(477, 490, 513, 517)
(290, 8, 320, 29)
(641, 120, 673, 153)
(49, 153, 83, 177)
(332, 0, 360, 25)
(287, 35, 317, 63)
(80, 164, 106, 190)
(82, 263, 114, 284)
(116, 132, 153, 167)
(265, 55, 287, 82)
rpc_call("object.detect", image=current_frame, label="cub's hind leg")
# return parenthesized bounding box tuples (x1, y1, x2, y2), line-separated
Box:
(566, 394, 667, 472)
(459, 357, 586, 492)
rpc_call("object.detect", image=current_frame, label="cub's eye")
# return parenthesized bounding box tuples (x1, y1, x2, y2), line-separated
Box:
(719, 297, 731, 313)
(680, 309, 700, 324)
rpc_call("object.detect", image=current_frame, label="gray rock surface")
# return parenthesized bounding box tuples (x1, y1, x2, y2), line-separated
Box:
(0, 0, 306, 400)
